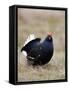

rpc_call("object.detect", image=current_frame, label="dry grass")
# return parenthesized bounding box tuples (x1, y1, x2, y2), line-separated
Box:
(18, 8, 65, 82)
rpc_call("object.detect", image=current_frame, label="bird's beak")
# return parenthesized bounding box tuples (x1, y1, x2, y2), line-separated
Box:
(48, 36, 51, 40)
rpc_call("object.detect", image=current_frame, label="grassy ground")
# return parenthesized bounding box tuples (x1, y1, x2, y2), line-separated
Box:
(18, 8, 65, 82)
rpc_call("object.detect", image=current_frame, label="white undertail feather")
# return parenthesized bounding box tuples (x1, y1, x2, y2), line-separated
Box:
(23, 34, 35, 46)
(22, 34, 35, 56)
(22, 51, 27, 57)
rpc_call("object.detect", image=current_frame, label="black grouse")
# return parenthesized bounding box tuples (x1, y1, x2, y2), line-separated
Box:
(21, 33, 54, 65)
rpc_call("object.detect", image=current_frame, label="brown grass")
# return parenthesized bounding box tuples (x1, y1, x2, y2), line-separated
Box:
(18, 8, 65, 82)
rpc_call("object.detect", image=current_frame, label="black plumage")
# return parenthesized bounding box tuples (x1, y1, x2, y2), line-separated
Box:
(21, 33, 54, 66)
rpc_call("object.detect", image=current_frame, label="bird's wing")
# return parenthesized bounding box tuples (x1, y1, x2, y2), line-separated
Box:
(27, 45, 42, 60)
(21, 38, 41, 53)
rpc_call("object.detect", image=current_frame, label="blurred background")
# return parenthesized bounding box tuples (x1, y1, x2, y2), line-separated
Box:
(18, 8, 65, 82)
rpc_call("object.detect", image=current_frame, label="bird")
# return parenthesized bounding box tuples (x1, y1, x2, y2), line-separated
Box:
(21, 33, 54, 66)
